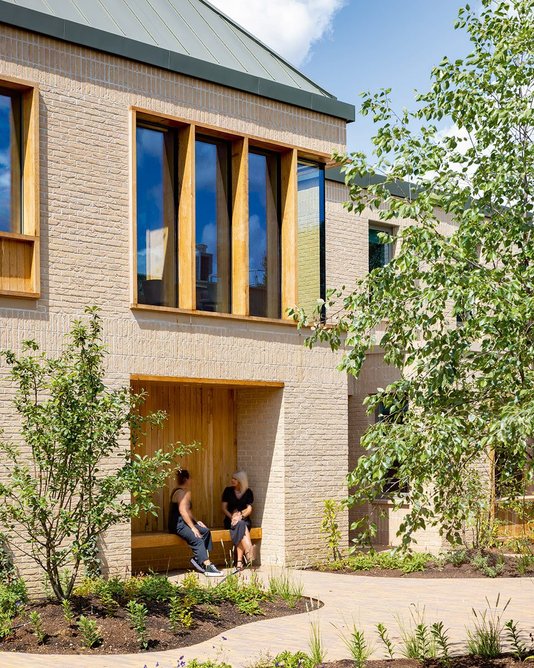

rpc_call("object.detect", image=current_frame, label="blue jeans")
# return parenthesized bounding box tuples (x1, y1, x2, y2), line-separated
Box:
(176, 517, 212, 564)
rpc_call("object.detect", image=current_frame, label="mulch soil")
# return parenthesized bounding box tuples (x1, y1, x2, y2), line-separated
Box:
(322, 658, 527, 667)
(0, 595, 310, 654)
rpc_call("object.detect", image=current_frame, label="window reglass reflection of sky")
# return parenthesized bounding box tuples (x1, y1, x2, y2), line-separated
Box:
(195, 140, 218, 279)
(248, 152, 268, 287)
(136, 126, 165, 278)
(0, 95, 13, 231)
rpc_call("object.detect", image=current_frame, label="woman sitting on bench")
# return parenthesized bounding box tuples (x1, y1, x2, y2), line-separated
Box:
(169, 469, 223, 577)
(222, 470, 254, 571)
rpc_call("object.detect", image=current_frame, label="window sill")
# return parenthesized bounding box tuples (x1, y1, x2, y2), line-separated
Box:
(130, 303, 303, 327)
(0, 231, 37, 243)
(0, 289, 40, 299)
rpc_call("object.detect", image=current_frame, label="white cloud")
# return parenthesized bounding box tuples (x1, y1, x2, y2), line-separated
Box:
(209, 0, 345, 66)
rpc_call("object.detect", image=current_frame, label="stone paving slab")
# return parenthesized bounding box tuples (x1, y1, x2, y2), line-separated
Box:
(0, 568, 533, 668)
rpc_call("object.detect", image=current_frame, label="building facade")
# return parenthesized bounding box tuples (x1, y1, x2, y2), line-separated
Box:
(0, 0, 450, 589)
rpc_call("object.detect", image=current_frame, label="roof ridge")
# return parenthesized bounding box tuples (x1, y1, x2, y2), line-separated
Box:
(196, 0, 335, 99)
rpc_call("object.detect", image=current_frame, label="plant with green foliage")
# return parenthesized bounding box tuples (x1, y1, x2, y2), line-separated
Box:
(320, 499, 342, 561)
(185, 662, 232, 668)
(0, 533, 16, 584)
(292, 0, 534, 548)
(61, 598, 75, 626)
(29, 610, 46, 644)
(431, 622, 452, 667)
(471, 553, 505, 578)
(126, 599, 149, 649)
(0, 578, 27, 619)
(267, 570, 303, 608)
(308, 619, 326, 666)
(269, 651, 313, 668)
(324, 549, 432, 574)
(341, 623, 372, 668)
(504, 619, 533, 661)
(169, 595, 194, 631)
(376, 622, 396, 659)
(398, 606, 436, 661)
(466, 596, 509, 658)
(77, 615, 102, 649)
(0, 307, 194, 600)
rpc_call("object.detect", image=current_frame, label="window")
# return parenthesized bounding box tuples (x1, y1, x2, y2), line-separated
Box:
(0, 89, 22, 233)
(375, 399, 409, 497)
(0, 79, 39, 298)
(132, 111, 324, 321)
(195, 138, 231, 313)
(297, 160, 325, 313)
(136, 125, 177, 307)
(369, 227, 393, 272)
(248, 149, 281, 319)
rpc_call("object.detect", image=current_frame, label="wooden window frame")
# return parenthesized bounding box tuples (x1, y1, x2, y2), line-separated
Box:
(0, 76, 40, 299)
(130, 107, 328, 323)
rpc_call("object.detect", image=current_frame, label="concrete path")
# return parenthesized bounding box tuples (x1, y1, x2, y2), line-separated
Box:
(1, 568, 533, 668)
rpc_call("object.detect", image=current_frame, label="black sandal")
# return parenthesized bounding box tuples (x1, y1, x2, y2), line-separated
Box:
(235, 560, 244, 572)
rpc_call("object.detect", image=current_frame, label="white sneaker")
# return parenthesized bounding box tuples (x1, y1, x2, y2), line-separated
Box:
(203, 563, 223, 577)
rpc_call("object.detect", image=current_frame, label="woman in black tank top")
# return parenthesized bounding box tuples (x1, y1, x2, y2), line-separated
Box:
(169, 469, 222, 577)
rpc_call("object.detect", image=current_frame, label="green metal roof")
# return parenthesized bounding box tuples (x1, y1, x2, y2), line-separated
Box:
(0, 0, 355, 121)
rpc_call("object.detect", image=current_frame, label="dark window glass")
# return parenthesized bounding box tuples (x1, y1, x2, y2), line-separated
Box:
(0, 90, 22, 233)
(297, 161, 325, 313)
(375, 399, 409, 496)
(369, 228, 392, 272)
(136, 125, 177, 307)
(195, 138, 231, 313)
(248, 150, 281, 318)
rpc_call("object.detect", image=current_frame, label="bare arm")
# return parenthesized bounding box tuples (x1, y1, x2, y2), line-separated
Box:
(222, 501, 233, 521)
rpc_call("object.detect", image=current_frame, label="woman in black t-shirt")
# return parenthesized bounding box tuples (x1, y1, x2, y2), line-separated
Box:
(221, 471, 254, 570)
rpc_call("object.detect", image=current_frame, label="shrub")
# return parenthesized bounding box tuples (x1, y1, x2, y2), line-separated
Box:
(29, 610, 46, 644)
(169, 595, 194, 632)
(0, 578, 27, 619)
(135, 573, 177, 602)
(126, 600, 149, 649)
(77, 615, 103, 649)
(270, 651, 312, 668)
(321, 499, 342, 561)
(61, 598, 75, 626)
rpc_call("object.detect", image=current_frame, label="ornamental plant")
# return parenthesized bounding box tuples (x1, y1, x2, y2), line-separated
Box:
(0, 307, 193, 600)
(293, 0, 534, 547)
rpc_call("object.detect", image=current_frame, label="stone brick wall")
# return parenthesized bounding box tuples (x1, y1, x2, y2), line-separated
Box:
(0, 24, 351, 590)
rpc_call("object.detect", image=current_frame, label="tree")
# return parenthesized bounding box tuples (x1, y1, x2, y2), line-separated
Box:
(295, 0, 534, 547)
(0, 307, 191, 599)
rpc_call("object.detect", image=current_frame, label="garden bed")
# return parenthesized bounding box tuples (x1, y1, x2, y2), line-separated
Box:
(0, 571, 313, 655)
(320, 659, 526, 667)
(314, 549, 534, 578)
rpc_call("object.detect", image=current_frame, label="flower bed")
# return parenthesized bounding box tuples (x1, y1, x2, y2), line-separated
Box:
(0, 570, 312, 654)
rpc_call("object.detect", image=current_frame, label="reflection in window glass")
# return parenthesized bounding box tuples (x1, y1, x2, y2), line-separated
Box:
(248, 151, 280, 318)
(297, 161, 325, 313)
(195, 139, 231, 313)
(136, 126, 177, 307)
(369, 228, 392, 271)
(0, 91, 22, 233)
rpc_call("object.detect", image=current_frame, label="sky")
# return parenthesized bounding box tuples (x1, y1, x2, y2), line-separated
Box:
(210, 0, 475, 155)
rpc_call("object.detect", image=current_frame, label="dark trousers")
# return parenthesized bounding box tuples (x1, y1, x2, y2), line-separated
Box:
(176, 518, 212, 564)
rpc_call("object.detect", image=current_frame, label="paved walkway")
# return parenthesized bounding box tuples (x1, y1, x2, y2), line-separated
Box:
(1, 568, 533, 667)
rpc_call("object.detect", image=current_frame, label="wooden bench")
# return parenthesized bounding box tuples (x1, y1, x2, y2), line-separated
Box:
(132, 528, 262, 573)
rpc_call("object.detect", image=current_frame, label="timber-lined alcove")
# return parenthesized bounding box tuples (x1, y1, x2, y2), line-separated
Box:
(130, 376, 280, 572)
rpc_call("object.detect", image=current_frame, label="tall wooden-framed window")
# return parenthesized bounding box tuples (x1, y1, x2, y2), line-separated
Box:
(131, 108, 326, 322)
(195, 136, 232, 313)
(248, 148, 281, 319)
(297, 160, 325, 314)
(0, 78, 39, 298)
(136, 124, 178, 308)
